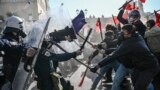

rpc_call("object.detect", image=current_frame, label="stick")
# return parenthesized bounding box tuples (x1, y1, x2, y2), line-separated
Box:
(78, 50, 99, 87)
(149, 9, 160, 15)
(118, 0, 133, 10)
(80, 28, 92, 51)
(98, 18, 103, 41)
(51, 41, 104, 78)
(78, 65, 89, 87)
(77, 33, 94, 46)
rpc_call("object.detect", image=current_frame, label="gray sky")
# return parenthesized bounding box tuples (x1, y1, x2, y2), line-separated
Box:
(49, 0, 160, 18)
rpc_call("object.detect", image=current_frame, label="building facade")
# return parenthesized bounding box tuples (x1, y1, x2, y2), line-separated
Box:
(0, 0, 49, 21)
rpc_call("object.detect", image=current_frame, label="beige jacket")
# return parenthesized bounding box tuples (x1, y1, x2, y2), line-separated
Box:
(145, 26, 160, 53)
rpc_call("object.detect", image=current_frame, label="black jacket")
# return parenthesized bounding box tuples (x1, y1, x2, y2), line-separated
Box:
(0, 35, 24, 66)
(0, 35, 24, 82)
(98, 33, 159, 71)
(117, 10, 146, 37)
(34, 49, 77, 77)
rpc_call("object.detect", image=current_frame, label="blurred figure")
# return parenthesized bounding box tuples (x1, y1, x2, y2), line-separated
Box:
(145, 19, 160, 90)
(91, 24, 160, 90)
(0, 16, 26, 90)
(117, 9, 146, 37)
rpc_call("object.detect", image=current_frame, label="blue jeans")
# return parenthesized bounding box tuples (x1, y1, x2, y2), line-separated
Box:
(111, 64, 154, 90)
(148, 83, 154, 90)
(111, 64, 130, 90)
(91, 61, 119, 90)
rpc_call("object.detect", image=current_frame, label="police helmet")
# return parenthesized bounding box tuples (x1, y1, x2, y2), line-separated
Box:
(3, 16, 26, 38)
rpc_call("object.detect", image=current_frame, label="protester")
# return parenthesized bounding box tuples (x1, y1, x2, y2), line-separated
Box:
(117, 9, 146, 37)
(145, 19, 160, 90)
(90, 30, 119, 90)
(109, 6, 147, 90)
(90, 24, 160, 90)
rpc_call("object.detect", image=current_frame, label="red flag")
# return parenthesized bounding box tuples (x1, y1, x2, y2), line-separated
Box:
(113, 16, 120, 25)
(125, 3, 138, 10)
(124, 0, 139, 10)
(140, 0, 146, 3)
(123, 10, 129, 19)
(155, 11, 160, 27)
(95, 18, 102, 32)
(125, 3, 133, 10)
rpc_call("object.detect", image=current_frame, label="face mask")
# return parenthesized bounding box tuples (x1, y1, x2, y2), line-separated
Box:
(17, 30, 26, 38)
(128, 17, 139, 24)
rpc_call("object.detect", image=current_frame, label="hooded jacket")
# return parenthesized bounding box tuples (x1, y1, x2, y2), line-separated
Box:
(145, 26, 160, 53)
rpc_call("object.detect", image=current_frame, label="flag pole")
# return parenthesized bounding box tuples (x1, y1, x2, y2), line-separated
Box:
(119, 0, 133, 10)
(59, 3, 81, 48)
(150, 9, 160, 15)
(61, 3, 95, 49)
(98, 18, 103, 41)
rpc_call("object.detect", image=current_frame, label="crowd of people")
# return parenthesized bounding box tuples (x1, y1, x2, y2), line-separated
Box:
(89, 7, 160, 90)
(0, 3, 160, 90)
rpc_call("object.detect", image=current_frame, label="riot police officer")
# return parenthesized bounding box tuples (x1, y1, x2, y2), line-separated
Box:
(0, 16, 26, 89)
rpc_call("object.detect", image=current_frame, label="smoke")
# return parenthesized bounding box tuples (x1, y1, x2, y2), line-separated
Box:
(47, 2, 84, 59)
(47, 3, 72, 34)
(23, 11, 48, 47)
(23, 1, 83, 60)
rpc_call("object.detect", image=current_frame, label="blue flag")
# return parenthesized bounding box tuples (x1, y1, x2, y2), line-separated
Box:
(72, 10, 86, 34)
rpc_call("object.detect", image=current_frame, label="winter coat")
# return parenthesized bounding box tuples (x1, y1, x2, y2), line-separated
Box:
(117, 10, 146, 37)
(145, 26, 160, 53)
(98, 33, 159, 71)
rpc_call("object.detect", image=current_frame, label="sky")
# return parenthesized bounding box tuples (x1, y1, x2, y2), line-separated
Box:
(49, 0, 160, 18)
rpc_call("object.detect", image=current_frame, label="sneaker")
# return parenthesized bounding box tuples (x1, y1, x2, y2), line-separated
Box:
(102, 79, 112, 83)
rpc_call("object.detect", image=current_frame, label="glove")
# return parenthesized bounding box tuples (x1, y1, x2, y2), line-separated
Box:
(90, 65, 99, 73)
(64, 35, 72, 42)
(99, 49, 106, 54)
(92, 44, 98, 49)
(26, 47, 36, 57)
(75, 50, 82, 56)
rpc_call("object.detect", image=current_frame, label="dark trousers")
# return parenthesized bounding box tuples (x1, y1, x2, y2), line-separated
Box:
(3, 64, 17, 83)
(0, 75, 5, 90)
(105, 67, 112, 82)
(152, 52, 160, 90)
(131, 67, 160, 90)
(37, 76, 53, 90)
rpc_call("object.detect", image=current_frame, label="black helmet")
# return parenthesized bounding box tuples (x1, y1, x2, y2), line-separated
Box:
(129, 10, 141, 19)
(3, 16, 26, 38)
(106, 24, 116, 31)
(146, 19, 155, 29)
(122, 24, 136, 34)
(105, 30, 114, 36)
